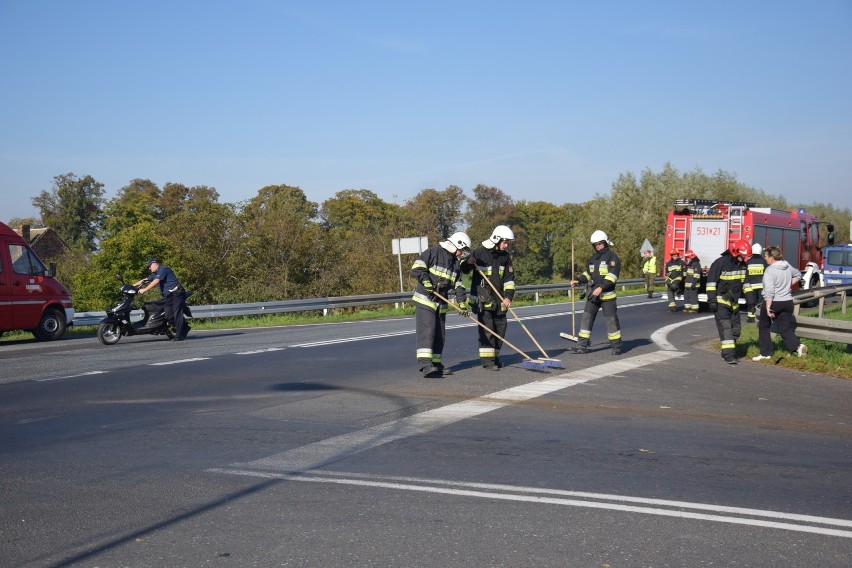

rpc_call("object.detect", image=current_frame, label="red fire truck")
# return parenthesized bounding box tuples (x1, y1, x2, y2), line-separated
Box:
(664, 199, 824, 293)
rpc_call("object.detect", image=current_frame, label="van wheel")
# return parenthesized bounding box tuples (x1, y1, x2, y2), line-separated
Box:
(32, 307, 67, 341)
(97, 322, 123, 345)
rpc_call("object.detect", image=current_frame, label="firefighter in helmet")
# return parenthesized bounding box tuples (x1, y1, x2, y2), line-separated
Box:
(682, 249, 702, 313)
(462, 225, 516, 370)
(706, 239, 749, 364)
(569, 230, 623, 355)
(744, 243, 767, 323)
(664, 249, 686, 312)
(411, 231, 471, 378)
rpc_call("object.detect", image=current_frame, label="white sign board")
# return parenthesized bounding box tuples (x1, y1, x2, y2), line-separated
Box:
(392, 236, 428, 255)
(689, 219, 727, 270)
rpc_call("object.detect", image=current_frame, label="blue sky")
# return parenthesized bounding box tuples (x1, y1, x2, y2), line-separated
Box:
(2, 0, 851, 223)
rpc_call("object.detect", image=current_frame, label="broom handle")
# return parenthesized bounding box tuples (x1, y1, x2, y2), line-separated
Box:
(571, 240, 576, 335)
(432, 291, 534, 361)
(474, 266, 552, 358)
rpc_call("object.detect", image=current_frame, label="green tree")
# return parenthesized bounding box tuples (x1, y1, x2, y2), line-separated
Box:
(101, 178, 162, 239)
(229, 185, 324, 302)
(31, 173, 105, 251)
(465, 184, 515, 244)
(512, 201, 574, 283)
(160, 199, 238, 305)
(403, 185, 467, 242)
(71, 222, 173, 311)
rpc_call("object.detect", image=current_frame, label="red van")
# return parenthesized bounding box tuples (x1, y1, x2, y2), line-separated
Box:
(0, 221, 74, 340)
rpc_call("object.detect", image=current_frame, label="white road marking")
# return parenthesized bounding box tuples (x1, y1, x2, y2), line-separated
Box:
(236, 347, 286, 355)
(651, 315, 714, 350)
(35, 371, 108, 382)
(207, 468, 852, 539)
(225, 351, 686, 473)
(149, 357, 209, 366)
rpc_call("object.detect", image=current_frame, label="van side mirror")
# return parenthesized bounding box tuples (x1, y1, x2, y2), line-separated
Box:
(47, 263, 57, 278)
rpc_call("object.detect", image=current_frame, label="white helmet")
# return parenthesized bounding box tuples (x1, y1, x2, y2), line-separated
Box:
(752, 243, 762, 255)
(590, 230, 610, 245)
(490, 225, 514, 243)
(443, 231, 472, 253)
(483, 225, 515, 248)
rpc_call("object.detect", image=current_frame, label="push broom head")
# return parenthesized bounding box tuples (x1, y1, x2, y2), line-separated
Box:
(520, 358, 551, 371)
(538, 358, 565, 369)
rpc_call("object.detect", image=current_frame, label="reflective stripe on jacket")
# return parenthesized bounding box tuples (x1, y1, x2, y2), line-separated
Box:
(577, 246, 621, 301)
(411, 245, 465, 311)
(706, 251, 746, 308)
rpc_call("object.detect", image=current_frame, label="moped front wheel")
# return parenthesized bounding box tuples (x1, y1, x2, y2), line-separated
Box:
(97, 322, 123, 345)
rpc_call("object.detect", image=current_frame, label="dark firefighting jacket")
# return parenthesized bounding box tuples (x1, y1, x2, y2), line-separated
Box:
(411, 245, 466, 312)
(744, 253, 767, 295)
(576, 246, 621, 301)
(706, 250, 747, 309)
(464, 245, 515, 311)
(665, 258, 686, 289)
(685, 257, 702, 289)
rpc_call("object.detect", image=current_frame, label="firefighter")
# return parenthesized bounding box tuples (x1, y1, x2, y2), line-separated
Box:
(411, 232, 471, 378)
(683, 249, 702, 313)
(463, 225, 516, 370)
(642, 249, 657, 298)
(744, 243, 767, 323)
(570, 230, 623, 355)
(706, 239, 749, 364)
(664, 249, 686, 312)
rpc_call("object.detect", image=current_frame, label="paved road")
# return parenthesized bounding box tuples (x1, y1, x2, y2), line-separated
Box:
(2, 297, 851, 567)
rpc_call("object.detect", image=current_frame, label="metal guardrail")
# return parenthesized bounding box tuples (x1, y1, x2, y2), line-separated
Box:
(72, 278, 654, 327)
(793, 284, 852, 344)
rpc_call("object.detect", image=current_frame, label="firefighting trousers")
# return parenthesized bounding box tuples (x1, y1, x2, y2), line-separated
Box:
(577, 299, 622, 349)
(683, 287, 700, 311)
(667, 284, 682, 310)
(477, 309, 507, 362)
(713, 304, 742, 361)
(415, 304, 446, 368)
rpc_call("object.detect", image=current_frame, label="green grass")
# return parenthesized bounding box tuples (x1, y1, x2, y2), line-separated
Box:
(737, 305, 852, 379)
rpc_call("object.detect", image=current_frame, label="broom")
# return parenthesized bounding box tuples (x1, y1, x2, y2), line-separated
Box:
(474, 267, 564, 369)
(560, 239, 580, 342)
(432, 291, 549, 371)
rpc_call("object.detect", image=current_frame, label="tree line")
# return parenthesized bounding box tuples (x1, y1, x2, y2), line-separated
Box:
(7, 164, 850, 313)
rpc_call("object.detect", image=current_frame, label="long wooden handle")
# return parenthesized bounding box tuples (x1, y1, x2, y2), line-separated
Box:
(474, 266, 551, 358)
(571, 240, 576, 335)
(432, 291, 533, 360)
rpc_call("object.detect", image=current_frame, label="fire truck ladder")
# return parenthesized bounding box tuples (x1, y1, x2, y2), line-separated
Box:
(728, 204, 746, 246)
(671, 215, 689, 254)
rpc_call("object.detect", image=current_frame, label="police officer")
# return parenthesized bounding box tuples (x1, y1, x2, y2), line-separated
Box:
(411, 232, 471, 378)
(642, 249, 657, 298)
(744, 243, 767, 323)
(706, 240, 749, 364)
(682, 249, 702, 313)
(463, 225, 516, 370)
(570, 230, 623, 355)
(134, 257, 190, 341)
(664, 249, 686, 312)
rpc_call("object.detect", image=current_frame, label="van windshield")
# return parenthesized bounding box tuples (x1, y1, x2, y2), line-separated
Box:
(9, 244, 47, 276)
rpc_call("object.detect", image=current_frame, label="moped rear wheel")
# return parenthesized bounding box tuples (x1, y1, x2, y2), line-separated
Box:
(97, 322, 123, 345)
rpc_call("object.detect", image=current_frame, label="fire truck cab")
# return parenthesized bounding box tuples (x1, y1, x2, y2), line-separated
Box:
(664, 199, 824, 302)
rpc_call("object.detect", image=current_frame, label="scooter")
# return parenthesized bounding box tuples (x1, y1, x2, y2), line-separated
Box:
(97, 274, 192, 345)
